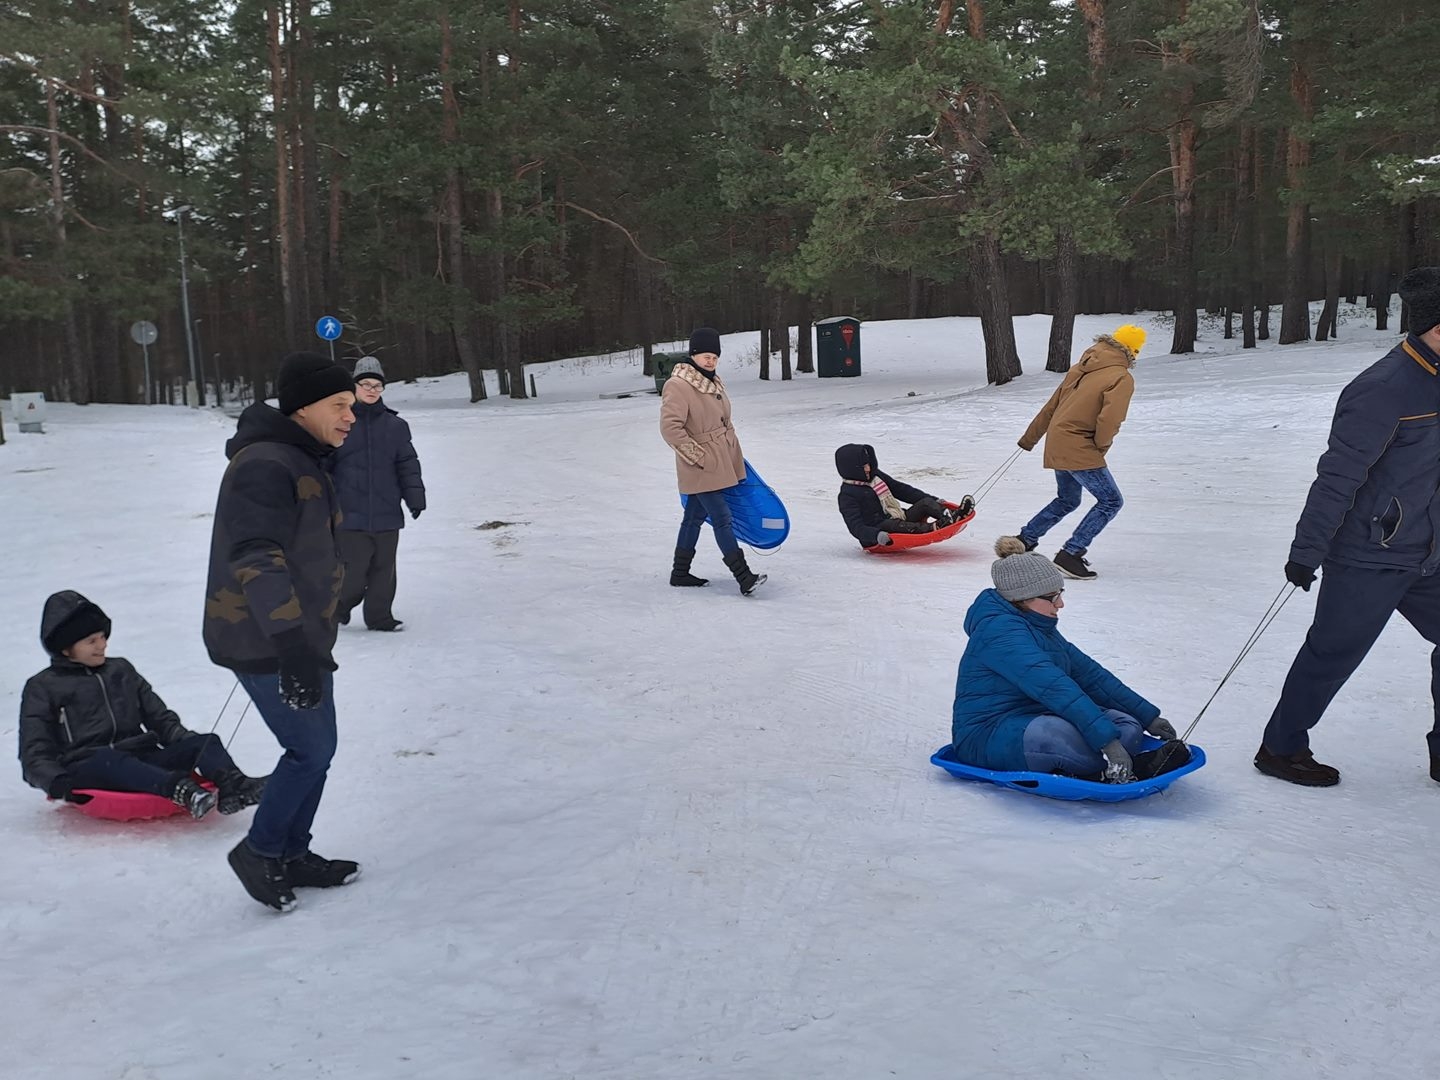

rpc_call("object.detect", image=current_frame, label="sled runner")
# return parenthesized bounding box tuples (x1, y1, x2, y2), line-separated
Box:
(929, 737, 1206, 802)
(681, 459, 790, 550)
(865, 502, 975, 554)
(54, 779, 216, 822)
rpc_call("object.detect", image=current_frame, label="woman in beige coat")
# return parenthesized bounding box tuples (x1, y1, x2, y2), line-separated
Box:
(659, 328, 767, 595)
(997, 324, 1146, 581)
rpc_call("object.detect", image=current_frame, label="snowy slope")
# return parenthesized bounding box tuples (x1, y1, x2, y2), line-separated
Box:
(3, 310, 1438, 1080)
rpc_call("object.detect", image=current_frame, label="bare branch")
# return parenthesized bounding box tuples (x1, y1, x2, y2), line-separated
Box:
(562, 202, 667, 264)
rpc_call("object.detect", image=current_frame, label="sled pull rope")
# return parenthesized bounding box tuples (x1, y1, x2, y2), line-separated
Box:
(1181, 583, 1297, 742)
(188, 678, 252, 774)
(972, 448, 1024, 505)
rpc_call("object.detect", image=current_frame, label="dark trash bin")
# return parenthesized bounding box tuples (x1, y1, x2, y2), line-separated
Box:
(652, 352, 688, 394)
(816, 317, 861, 378)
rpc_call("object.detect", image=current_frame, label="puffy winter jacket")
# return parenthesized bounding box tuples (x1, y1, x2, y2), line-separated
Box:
(1291, 334, 1440, 574)
(951, 589, 1159, 771)
(19, 592, 194, 795)
(835, 443, 934, 547)
(1018, 336, 1136, 471)
(203, 403, 344, 673)
(327, 399, 425, 533)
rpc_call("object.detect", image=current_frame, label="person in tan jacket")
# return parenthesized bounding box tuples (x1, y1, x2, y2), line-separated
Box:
(659, 328, 767, 595)
(996, 325, 1146, 580)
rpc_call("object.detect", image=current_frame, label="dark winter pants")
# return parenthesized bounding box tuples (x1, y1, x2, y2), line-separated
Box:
(1263, 563, 1440, 756)
(67, 734, 238, 796)
(882, 500, 950, 535)
(1021, 467, 1124, 555)
(238, 671, 338, 860)
(337, 529, 400, 628)
(676, 489, 740, 556)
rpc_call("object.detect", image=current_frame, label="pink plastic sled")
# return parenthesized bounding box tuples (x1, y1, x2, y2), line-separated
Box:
(52, 778, 215, 822)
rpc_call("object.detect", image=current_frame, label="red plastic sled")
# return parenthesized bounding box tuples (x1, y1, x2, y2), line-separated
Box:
(53, 778, 215, 822)
(865, 503, 975, 554)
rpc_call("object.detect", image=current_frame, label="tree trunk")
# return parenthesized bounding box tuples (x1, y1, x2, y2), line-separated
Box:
(267, 4, 297, 350)
(796, 296, 814, 373)
(778, 292, 792, 380)
(1279, 58, 1313, 344)
(973, 232, 1022, 385)
(1375, 263, 1391, 332)
(1166, 30, 1198, 355)
(439, 14, 486, 401)
(1046, 230, 1078, 372)
(1316, 247, 1342, 341)
(758, 318, 770, 381)
(45, 82, 87, 403)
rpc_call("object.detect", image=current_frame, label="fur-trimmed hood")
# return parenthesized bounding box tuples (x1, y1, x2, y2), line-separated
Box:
(1082, 335, 1137, 371)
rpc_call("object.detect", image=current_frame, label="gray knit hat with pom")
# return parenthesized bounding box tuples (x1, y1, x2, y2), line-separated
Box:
(991, 538, 1065, 602)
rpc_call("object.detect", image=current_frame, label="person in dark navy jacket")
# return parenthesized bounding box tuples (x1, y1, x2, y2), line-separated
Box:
(835, 443, 973, 548)
(329, 356, 426, 632)
(1259, 268, 1440, 787)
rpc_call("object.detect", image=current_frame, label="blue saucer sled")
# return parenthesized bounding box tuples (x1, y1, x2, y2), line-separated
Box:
(930, 737, 1206, 802)
(680, 459, 790, 549)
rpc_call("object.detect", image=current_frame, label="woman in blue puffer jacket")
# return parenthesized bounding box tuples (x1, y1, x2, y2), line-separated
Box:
(951, 540, 1183, 782)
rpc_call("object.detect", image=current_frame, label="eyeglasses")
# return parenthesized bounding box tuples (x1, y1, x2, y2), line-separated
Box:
(1036, 591, 1064, 604)
(356, 380, 383, 390)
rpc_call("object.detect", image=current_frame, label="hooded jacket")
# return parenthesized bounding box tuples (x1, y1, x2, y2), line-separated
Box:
(950, 589, 1159, 772)
(1291, 334, 1440, 574)
(18, 592, 194, 794)
(202, 403, 344, 673)
(834, 444, 934, 547)
(327, 398, 426, 533)
(1018, 336, 1137, 471)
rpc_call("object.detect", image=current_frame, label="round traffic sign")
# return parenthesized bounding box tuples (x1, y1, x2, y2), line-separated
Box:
(129, 320, 158, 346)
(315, 315, 343, 341)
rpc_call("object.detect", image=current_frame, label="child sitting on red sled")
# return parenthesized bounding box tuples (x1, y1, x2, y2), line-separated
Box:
(835, 443, 974, 548)
(18, 591, 266, 819)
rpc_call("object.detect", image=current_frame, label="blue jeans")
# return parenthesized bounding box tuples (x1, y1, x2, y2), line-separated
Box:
(1021, 467, 1124, 555)
(676, 489, 740, 556)
(68, 734, 238, 795)
(238, 671, 338, 859)
(1264, 563, 1440, 756)
(1022, 710, 1145, 776)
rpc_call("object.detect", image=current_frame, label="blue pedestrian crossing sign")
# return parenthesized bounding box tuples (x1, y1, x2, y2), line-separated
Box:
(315, 315, 342, 341)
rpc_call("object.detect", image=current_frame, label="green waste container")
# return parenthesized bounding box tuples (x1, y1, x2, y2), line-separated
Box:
(652, 351, 688, 394)
(816, 316, 861, 378)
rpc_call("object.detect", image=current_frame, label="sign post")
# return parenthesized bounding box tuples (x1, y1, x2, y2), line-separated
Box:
(129, 320, 158, 404)
(315, 314, 342, 361)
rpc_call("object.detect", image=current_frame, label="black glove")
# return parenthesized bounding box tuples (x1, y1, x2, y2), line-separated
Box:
(1284, 561, 1316, 592)
(46, 774, 92, 804)
(410, 507, 423, 521)
(275, 630, 324, 711)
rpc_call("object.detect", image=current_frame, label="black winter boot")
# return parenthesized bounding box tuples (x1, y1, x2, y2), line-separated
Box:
(1054, 549, 1097, 580)
(216, 772, 269, 816)
(228, 840, 298, 912)
(1253, 744, 1340, 787)
(1133, 740, 1192, 780)
(286, 851, 361, 888)
(670, 548, 709, 587)
(723, 550, 766, 596)
(171, 777, 217, 820)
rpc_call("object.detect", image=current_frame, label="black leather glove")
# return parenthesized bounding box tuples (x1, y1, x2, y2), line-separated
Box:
(47, 774, 92, 804)
(274, 630, 324, 711)
(1284, 561, 1316, 592)
(410, 507, 423, 521)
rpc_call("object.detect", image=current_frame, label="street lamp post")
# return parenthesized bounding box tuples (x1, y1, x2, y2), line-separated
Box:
(173, 205, 202, 406)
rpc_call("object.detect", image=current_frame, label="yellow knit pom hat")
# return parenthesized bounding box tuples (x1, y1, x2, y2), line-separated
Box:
(1112, 324, 1147, 357)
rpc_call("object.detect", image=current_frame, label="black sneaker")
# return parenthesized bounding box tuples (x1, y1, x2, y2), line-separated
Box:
(1133, 740, 1192, 779)
(1253, 744, 1340, 787)
(171, 777, 217, 820)
(368, 619, 404, 632)
(286, 851, 361, 888)
(228, 840, 298, 911)
(217, 773, 268, 816)
(1054, 549, 1097, 580)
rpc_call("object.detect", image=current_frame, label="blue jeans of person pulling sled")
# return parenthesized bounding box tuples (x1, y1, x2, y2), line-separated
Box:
(1021, 467, 1124, 555)
(1022, 709, 1146, 776)
(238, 671, 338, 860)
(676, 488, 740, 556)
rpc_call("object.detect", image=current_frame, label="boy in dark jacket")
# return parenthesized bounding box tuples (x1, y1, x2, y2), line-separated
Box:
(835, 443, 974, 548)
(19, 591, 265, 819)
(328, 356, 426, 632)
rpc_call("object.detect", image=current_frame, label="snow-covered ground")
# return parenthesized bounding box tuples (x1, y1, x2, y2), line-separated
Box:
(4, 309, 1438, 1080)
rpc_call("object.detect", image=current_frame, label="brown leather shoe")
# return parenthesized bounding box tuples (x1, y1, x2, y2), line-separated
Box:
(1254, 744, 1340, 787)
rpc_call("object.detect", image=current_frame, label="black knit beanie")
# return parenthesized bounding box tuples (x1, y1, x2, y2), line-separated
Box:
(688, 327, 722, 357)
(278, 352, 356, 415)
(1401, 267, 1440, 337)
(46, 604, 112, 655)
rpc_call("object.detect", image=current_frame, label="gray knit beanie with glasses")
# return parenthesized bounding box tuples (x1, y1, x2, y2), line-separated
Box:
(991, 550, 1065, 602)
